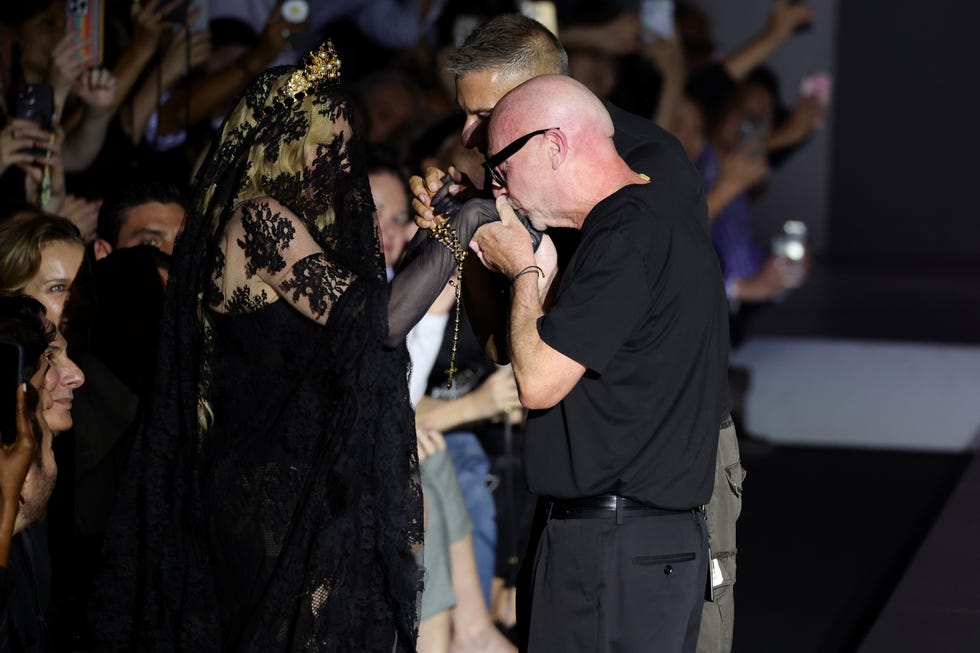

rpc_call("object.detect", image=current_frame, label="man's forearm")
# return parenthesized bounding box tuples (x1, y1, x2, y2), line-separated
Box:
(508, 274, 549, 407)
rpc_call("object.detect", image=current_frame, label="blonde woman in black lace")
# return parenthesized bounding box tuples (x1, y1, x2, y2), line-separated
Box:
(94, 44, 450, 652)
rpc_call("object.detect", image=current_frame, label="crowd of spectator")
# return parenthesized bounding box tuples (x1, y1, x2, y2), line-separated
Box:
(0, 1, 826, 651)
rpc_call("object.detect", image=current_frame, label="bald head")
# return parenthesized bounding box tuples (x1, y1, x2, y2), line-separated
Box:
(486, 76, 637, 230)
(489, 75, 613, 154)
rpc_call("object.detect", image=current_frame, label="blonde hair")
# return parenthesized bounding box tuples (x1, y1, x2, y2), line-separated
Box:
(0, 212, 84, 294)
(215, 76, 346, 232)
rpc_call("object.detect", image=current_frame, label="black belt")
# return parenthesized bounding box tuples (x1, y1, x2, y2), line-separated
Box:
(547, 494, 695, 520)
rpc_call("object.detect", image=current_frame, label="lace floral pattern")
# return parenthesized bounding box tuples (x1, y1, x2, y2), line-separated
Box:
(238, 201, 295, 278)
(280, 254, 351, 320)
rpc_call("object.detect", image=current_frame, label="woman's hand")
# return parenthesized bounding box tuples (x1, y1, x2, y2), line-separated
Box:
(0, 386, 37, 517)
(471, 365, 523, 422)
(49, 33, 98, 117)
(0, 119, 54, 177)
(73, 67, 118, 114)
(131, 0, 184, 48)
(160, 26, 212, 87)
(416, 428, 447, 464)
(22, 124, 66, 212)
(58, 195, 102, 243)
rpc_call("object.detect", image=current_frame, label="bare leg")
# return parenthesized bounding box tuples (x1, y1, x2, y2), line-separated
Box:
(490, 577, 517, 629)
(449, 534, 516, 653)
(418, 610, 452, 653)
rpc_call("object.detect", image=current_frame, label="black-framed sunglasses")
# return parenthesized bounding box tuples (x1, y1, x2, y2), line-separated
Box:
(481, 127, 560, 187)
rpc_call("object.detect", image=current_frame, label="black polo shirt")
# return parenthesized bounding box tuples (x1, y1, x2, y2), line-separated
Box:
(525, 175, 729, 509)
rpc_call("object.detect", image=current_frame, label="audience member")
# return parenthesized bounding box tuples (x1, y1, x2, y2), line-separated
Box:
(93, 178, 187, 259)
(365, 145, 514, 653)
(0, 211, 86, 328)
(0, 1, 118, 173)
(209, 0, 449, 66)
(683, 0, 813, 126)
(695, 80, 810, 314)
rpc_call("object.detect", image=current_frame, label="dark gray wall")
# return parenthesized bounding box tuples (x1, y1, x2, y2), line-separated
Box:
(829, 0, 980, 265)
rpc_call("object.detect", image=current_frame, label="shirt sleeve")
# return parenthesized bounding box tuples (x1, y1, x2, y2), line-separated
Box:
(537, 226, 651, 375)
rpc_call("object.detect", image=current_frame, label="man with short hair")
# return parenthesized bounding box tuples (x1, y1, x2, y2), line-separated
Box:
(411, 14, 742, 653)
(93, 179, 187, 259)
(469, 74, 728, 653)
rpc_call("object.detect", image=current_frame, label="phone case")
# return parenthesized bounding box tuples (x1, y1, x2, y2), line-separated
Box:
(800, 73, 832, 107)
(66, 0, 104, 64)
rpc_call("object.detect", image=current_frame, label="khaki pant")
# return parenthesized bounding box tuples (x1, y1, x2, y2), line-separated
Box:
(696, 418, 745, 653)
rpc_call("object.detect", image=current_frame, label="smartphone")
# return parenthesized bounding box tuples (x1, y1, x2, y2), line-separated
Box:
(800, 72, 832, 107)
(15, 82, 54, 157)
(737, 119, 767, 156)
(641, 0, 675, 42)
(66, 0, 104, 65)
(1, 341, 25, 447)
(518, 1, 558, 36)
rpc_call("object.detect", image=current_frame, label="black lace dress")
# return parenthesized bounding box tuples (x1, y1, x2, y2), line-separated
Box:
(94, 51, 424, 652)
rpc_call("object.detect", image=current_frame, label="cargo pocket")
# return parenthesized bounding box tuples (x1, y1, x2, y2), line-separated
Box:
(725, 460, 746, 498)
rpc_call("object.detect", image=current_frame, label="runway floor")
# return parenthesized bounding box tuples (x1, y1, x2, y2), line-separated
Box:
(732, 442, 971, 652)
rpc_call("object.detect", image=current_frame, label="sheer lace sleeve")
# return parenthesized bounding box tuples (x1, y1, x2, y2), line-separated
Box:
(210, 197, 358, 324)
(385, 198, 503, 348)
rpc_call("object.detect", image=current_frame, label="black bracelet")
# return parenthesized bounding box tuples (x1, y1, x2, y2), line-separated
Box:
(511, 265, 544, 283)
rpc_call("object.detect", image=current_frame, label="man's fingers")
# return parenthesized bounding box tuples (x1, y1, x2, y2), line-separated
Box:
(495, 195, 517, 224)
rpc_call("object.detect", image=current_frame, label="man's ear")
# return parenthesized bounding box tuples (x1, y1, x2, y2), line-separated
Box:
(547, 129, 567, 170)
(92, 238, 113, 261)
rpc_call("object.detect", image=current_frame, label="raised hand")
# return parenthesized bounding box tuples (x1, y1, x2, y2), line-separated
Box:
(58, 195, 102, 243)
(131, 0, 185, 45)
(767, 0, 814, 40)
(0, 385, 37, 526)
(50, 33, 99, 115)
(73, 67, 118, 112)
(416, 428, 446, 464)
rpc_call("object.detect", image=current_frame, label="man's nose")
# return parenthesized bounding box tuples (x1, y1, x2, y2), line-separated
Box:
(461, 117, 487, 152)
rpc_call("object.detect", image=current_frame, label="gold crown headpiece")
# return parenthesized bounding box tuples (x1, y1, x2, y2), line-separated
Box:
(283, 41, 342, 99)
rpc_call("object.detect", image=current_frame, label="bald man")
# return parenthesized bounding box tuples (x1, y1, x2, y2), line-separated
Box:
(470, 76, 729, 653)
(415, 16, 743, 653)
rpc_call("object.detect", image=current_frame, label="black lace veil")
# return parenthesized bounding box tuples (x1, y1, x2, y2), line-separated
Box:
(95, 45, 423, 651)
